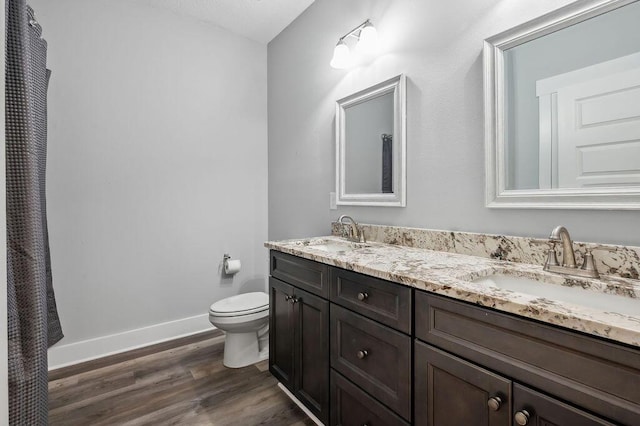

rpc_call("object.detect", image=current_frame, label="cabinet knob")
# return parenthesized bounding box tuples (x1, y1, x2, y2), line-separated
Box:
(487, 396, 502, 411)
(357, 350, 369, 359)
(514, 410, 530, 426)
(357, 292, 369, 301)
(284, 295, 298, 304)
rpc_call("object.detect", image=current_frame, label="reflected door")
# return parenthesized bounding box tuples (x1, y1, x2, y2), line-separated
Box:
(538, 53, 640, 189)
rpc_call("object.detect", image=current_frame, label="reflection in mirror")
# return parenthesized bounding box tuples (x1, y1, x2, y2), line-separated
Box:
(336, 74, 406, 206)
(344, 91, 394, 194)
(485, 0, 640, 209)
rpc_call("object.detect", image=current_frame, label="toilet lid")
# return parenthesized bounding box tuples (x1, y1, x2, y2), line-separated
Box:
(209, 292, 269, 316)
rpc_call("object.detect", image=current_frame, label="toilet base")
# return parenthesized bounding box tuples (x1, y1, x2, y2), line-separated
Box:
(223, 331, 268, 368)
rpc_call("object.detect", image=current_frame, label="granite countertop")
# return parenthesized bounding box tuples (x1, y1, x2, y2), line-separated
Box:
(265, 236, 640, 347)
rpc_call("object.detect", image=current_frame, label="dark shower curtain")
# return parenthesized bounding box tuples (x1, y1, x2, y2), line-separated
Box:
(382, 134, 393, 193)
(6, 1, 63, 423)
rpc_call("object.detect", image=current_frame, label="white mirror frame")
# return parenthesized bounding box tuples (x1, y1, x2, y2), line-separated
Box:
(484, 0, 640, 210)
(336, 74, 406, 207)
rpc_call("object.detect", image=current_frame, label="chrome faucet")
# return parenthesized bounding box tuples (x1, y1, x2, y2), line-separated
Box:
(337, 215, 366, 243)
(543, 226, 599, 279)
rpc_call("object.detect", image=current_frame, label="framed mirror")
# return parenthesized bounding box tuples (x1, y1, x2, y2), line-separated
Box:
(484, 0, 640, 209)
(336, 74, 406, 206)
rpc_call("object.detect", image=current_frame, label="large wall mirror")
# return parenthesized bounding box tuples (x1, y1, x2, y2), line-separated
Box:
(484, 0, 640, 209)
(336, 74, 406, 206)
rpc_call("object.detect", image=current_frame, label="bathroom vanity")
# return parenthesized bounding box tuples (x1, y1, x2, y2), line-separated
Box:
(266, 226, 640, 426)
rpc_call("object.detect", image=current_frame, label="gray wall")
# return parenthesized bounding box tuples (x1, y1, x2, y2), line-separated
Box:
(506, 1, 640, 189)
(32, 0, 268, 360)
(345, 92, 393, 193)
(268, 0, 640, 246)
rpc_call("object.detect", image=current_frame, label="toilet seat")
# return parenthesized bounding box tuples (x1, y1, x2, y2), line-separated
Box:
(208, 291, 270, 368)
(209, 292, 269, 317)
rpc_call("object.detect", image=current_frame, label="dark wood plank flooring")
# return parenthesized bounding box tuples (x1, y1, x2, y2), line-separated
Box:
(49, 330, 314, 425)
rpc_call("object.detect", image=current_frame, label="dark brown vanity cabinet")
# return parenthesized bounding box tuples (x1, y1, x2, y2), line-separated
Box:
(414, 343, 614, 426)
(269, 252, 330, 424)
(414, 291, 639, 426)
(269, 251, 413, 425)
(329, 268, 413, 423)
(269, 250, 640, 426)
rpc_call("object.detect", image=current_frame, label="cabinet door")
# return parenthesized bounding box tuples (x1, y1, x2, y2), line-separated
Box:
(513, 384, 615, 426)
(294, 287, 330, 425)
(269, 277, 295, 391)
(415, 341, 511, 426)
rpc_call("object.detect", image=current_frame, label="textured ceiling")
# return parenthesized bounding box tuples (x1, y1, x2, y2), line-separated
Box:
(130, 0, 315, 44)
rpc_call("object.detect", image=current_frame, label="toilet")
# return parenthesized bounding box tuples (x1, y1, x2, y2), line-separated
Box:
(208, 292, 269, 368)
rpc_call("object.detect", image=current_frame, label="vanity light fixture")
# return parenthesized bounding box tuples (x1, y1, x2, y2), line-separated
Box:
(330, 19, 378, 69)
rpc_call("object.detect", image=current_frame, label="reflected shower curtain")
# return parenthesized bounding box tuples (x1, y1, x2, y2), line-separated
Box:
(382, 134, 393, 193)
(6, 1, 63, 424)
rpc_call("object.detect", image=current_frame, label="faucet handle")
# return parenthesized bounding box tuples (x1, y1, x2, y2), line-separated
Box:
(544, 241, 559, 269)
(357, 227, 366, 243)
(579, 249, 600, 278)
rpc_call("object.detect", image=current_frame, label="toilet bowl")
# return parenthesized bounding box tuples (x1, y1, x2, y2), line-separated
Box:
(208, 292, 269, 368)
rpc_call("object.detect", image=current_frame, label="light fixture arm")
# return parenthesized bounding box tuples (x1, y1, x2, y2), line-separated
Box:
(338, 19, 371, 42)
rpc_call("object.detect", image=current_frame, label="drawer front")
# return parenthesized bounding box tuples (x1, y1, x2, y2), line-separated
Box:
(330, 370, 409, 426)
(330, 268, 412, 334)
(415, 291, 640, 426)
(270, 251, 329, 298)
(331, 304, 411, 420)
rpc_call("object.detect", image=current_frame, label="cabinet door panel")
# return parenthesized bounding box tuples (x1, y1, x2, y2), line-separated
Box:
(331, 304, 411, 420)
(330, 370, 409, 426)
(294, 287, 330, 425)
(513, 384, 615, 426)
(269, 277, 295, 391)
(415, 341, 511, 426)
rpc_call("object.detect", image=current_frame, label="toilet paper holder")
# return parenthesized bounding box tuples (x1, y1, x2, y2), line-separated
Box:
(223, 254, 241, 275)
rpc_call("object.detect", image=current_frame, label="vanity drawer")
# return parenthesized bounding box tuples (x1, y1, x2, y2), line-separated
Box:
(330, 370, 409, 426)
(330, 267, 412, 334)
(330, 304, 411, 420)
(415, 291, 640, 425)
(270, 251, 329, 298)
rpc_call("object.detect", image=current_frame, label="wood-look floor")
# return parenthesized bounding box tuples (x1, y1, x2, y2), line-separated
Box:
(48, 331, 314, 425)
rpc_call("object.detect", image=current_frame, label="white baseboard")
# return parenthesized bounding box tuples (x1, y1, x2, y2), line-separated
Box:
(48, 313, 213, 370)
(277, 383, 324, 426)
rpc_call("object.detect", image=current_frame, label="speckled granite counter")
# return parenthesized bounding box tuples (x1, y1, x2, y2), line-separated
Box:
(265, 236, 640, 347)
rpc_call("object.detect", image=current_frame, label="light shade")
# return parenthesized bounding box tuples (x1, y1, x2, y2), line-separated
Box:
(330, 40, 351, 69)
(357, 22, 378, 54)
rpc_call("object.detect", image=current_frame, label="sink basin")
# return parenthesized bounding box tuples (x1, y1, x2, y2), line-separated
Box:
(298, 239, 369, 254)
(311, 243, 357, 253)
(473, 274, 639, 316)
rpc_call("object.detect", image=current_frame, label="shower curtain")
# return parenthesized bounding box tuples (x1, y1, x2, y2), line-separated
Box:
(6, 1, 63, 423)
(381, 134, 393, 193)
